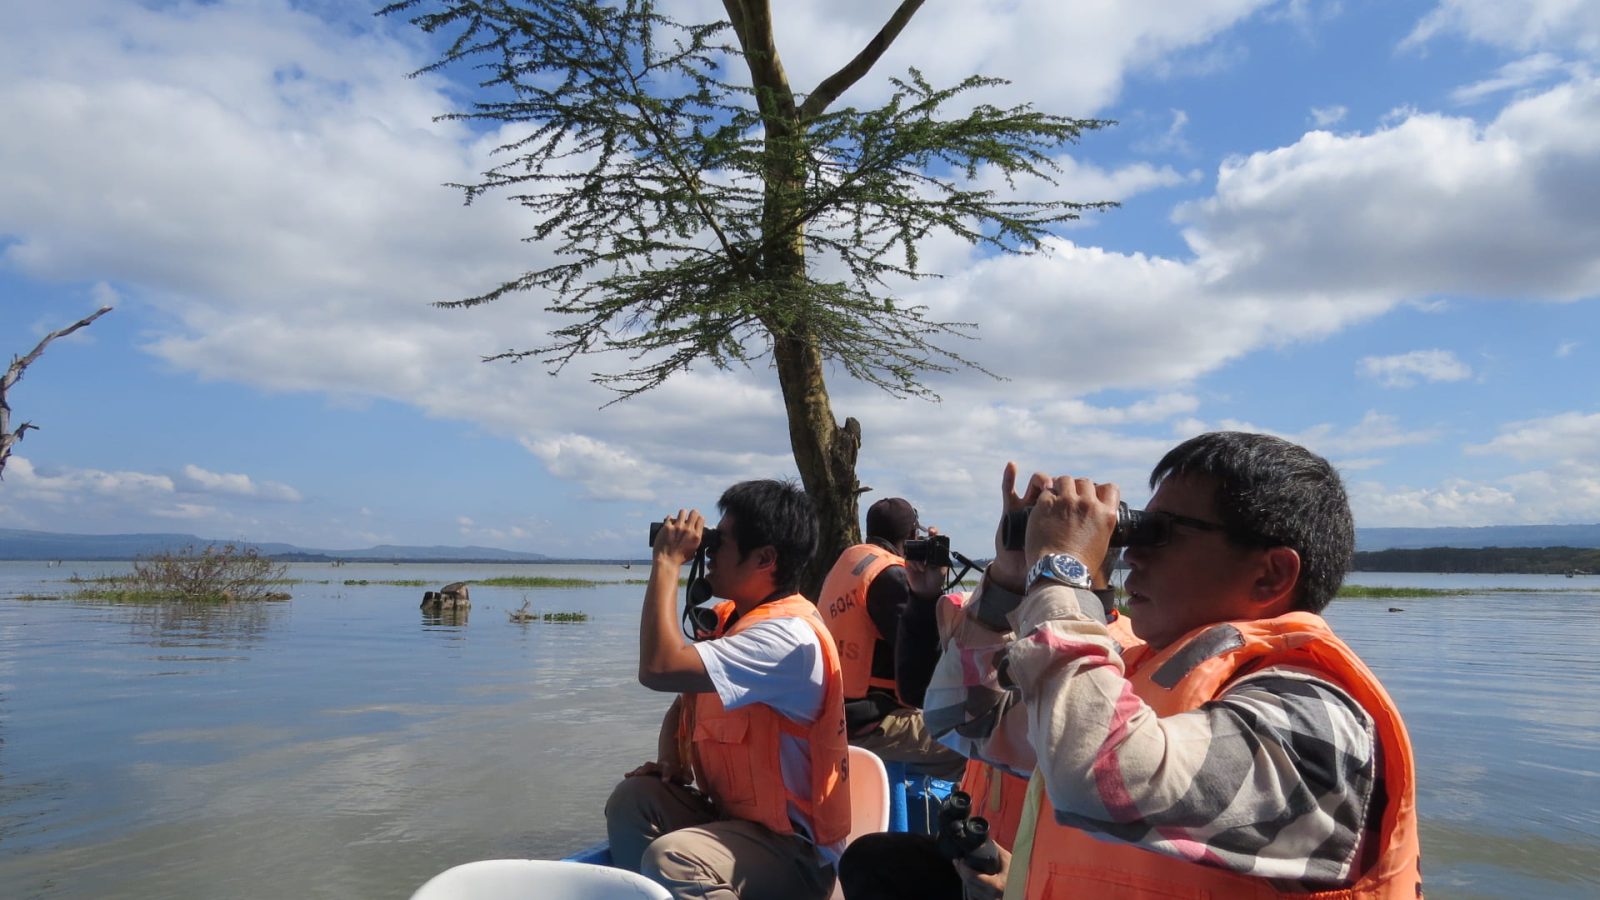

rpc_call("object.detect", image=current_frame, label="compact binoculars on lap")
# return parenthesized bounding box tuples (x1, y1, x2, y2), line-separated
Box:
(935, 790, 1001, 875)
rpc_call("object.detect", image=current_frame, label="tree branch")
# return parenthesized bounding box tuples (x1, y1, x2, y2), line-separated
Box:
(800, 0, 925, 121)
(1, 305, 112, 477)
(723, 0, 794, 121)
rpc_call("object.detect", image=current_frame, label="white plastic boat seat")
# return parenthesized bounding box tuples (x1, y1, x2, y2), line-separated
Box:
(846, 745, 891, 840)
(410, 859, 671, 900)
(833, 745, 892, 900)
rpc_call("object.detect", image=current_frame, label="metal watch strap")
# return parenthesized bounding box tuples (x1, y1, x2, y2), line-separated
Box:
(1026, 553, 1091, 592)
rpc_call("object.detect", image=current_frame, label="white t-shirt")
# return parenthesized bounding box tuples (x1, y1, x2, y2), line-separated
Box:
(693, 617, 842, 863)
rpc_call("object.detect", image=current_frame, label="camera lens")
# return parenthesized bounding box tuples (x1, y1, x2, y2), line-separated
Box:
(904, 535, 950, 568)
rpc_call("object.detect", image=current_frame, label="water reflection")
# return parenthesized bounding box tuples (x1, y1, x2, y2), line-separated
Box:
(421, 607, 470, 627)
(110, 599, 289, 651)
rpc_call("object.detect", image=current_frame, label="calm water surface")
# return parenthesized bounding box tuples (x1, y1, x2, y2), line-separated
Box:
(0, 562, 1596, 899)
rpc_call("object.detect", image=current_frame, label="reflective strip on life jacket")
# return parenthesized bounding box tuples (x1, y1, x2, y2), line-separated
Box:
(1011, 612, 1421, 900)
(818, 544, 905, 699)
(679, 594, 852, 847)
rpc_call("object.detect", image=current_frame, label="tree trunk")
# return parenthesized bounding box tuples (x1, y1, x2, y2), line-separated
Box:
(726, 0, 875, 597)
(773, 333, 862, 599)
(763, 157, 862, 597)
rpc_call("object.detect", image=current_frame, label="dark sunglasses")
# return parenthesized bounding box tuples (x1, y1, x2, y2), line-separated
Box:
(1129, 510, 1243, 548)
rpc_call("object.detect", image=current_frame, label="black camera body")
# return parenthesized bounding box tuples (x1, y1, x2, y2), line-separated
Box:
(647, 520, 722, 553)
(1001, 500, 1152, 552)
(902, 533, 951, 568)
(934, 790, 1001, 875)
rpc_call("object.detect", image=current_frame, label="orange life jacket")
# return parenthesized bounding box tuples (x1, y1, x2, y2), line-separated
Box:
(818, 543, 904, 699)
(679, 595, 852, 847)
(959, 759, 1030, 851)
(1105, 608, 1143, 655)
(1011, 612, 1421, 900)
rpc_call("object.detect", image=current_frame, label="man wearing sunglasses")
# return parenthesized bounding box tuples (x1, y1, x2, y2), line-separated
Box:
(930, 432, 1421, 900)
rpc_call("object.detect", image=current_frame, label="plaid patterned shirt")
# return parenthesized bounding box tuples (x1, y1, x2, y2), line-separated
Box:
(924, 577, 1381, 890)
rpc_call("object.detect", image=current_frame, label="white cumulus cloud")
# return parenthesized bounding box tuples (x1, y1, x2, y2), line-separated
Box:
(4, 457, 175, 500)
(1450, 53, 1570, 105)
(1310, 104, 1348, 127)
(1468, 410, 1600, 461)
(1357, 350, 1473, 387)
(1179, 77, 1600, 302)
(182, 465, 302, 502)
(1405, 0, 1600, 56)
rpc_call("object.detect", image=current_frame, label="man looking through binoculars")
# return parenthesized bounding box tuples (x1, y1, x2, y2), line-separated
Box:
(604, 480, 848, 900)
(920, 432, 1421, 900)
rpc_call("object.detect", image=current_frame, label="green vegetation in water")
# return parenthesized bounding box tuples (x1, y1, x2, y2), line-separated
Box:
(341, 579, 428, 586)
(477, 576, 607, 588)
(1338, 586, 1455, 599)
(541, 611, 590, 623)
(507, 598, 590, 623)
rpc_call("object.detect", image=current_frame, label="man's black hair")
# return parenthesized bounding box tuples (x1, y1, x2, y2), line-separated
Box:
(1151, 432, 1353, 614)
(718, 479, 818, 593)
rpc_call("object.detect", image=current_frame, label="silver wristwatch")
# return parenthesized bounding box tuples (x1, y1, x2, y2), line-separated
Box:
(1025, 553, 1093, 592)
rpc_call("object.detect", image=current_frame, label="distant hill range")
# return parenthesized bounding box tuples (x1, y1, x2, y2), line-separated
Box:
(7, 522, 1600, 563)
(0, 529, 553, 563)
(1354, 523, 1600, 551)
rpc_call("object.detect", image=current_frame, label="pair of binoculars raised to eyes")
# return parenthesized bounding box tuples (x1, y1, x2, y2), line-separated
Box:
(1001, 501, 1160, 551)
(647, 521, 722, 553)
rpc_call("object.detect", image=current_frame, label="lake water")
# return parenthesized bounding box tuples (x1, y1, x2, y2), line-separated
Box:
(1, 562, 1597, 899)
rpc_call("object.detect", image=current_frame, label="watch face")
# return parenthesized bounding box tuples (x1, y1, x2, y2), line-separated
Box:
(1053, 557, 1090, 584)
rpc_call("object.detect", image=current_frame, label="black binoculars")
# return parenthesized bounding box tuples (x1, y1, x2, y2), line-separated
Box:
(1001, 501, 1155, 551)
(935, 790, 1001, 875)
(903, 534, 951, 568)
(647, 520, 722, 553)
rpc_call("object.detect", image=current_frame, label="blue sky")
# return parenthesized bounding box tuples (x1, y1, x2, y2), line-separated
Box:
(3, 0, 1599, 559)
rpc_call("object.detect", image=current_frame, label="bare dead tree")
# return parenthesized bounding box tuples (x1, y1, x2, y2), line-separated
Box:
(1, 306, 113, 478)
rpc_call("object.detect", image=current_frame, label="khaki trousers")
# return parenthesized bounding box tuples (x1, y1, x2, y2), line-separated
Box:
(604, 774, 835, 900)
(852, 708, 967, 780)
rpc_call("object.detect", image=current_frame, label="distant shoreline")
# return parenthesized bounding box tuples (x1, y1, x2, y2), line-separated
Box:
(1352, 546, 1599, 575)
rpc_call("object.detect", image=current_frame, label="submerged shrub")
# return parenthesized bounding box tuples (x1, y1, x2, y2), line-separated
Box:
(120, 544, 292, 602)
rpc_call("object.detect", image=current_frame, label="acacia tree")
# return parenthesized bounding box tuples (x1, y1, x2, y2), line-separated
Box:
(1, 306, 113, 479)
(384, 0, 1112, 594)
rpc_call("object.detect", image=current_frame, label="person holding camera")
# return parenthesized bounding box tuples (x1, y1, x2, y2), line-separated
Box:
(923, 432, 1421, 899)
(603, 480, 848, 900)
(818, 497, 966, 779)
